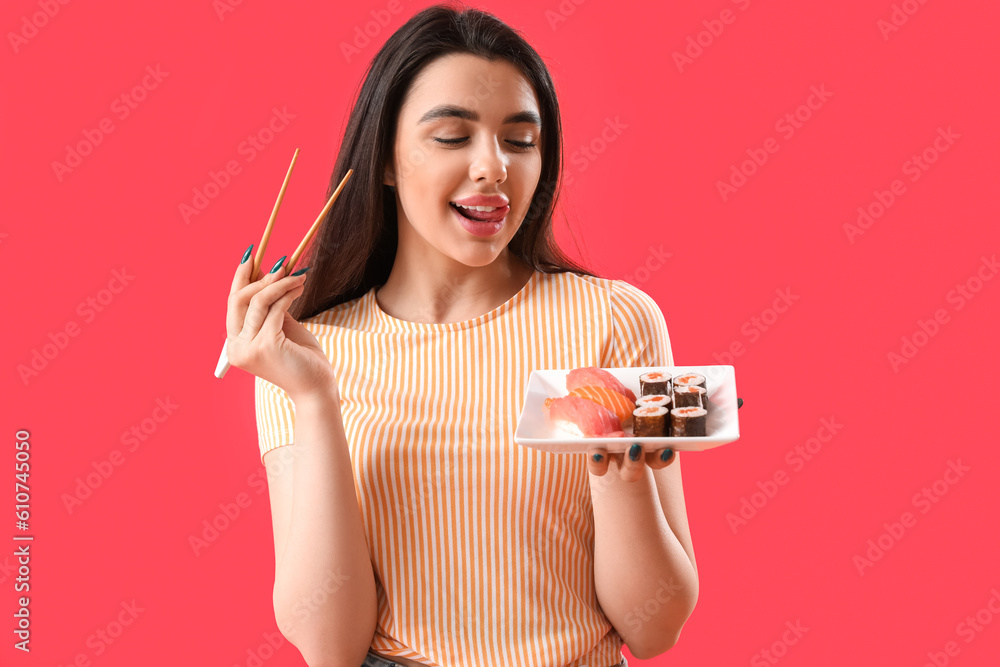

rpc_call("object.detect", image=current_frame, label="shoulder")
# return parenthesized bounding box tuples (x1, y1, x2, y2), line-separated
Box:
(566, 273, 664, 322)
(297, 291, 371, 334)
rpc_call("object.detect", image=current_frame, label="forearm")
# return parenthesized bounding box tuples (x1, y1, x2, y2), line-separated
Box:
(273, 391, 377, 667)
(590, 465, 698, 659)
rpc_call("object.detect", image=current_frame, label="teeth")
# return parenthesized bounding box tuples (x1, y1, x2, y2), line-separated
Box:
(454, 203, 498, 212)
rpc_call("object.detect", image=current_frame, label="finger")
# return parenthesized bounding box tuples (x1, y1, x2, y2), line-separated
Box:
(227, 255, 286, 336)
(587, 448, 610, 477)
(646, 447, 675, 470)
(259, 280, 306, 340)
(229, 243, 255, 296)
(239, 269, 296, 340)
(620, 441, 646, 483)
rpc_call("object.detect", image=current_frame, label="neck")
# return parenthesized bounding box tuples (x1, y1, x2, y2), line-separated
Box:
(376, 250, 533, 324)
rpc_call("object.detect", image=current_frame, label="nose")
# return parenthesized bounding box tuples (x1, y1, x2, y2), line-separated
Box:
(469, 137, 507, 183)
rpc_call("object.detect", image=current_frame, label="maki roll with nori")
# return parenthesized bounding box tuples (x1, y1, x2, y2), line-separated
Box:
(672, 385, 706, 409)
(636, 394, 672, 411)
(671, 406, 707, 436)
(639, 371, 671, 397)
(672, 372, 707, 393)
(633, 406, 669, 437)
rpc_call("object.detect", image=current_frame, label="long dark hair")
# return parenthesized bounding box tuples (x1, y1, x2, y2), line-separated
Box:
(291, 2, 597, 320)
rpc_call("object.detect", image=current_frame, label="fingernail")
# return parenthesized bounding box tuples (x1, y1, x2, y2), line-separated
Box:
(269, 255, 287, 274)
(738, 398, 744, 409)
(240, 244, 253, 264)
(660, 448, 674, 462)
(629, 443, 642, 461)
(291, 266, 310, 277)
(592, 453, 603, 463)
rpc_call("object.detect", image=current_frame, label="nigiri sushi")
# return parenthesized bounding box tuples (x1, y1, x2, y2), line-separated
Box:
(568, 385, 634, 427)
(544, 395, 625, 438)
(565, 367, 637, 403)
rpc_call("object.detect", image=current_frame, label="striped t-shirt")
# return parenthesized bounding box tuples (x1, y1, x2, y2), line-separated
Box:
(255, 269, 674, 667)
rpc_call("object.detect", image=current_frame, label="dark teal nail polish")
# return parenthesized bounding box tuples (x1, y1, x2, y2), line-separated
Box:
(629, 443, 642, 461)
(240, 244, 253, 264)
(269, 255, 287, 274)
(660, 448, 674, 462)
(291, 266, 310, 277)
(592, 453, 603, 463)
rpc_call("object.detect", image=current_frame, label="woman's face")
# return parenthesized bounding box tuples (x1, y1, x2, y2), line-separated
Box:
(386, 53, 543, 269)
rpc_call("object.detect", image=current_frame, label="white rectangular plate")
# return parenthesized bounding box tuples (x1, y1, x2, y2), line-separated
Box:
(514, 365, 740, 454)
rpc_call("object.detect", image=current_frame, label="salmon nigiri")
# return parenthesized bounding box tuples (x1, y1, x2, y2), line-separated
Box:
(568, 385, 634, 428)
(565, 367, 636, 403)
(544, 396, 625, 438)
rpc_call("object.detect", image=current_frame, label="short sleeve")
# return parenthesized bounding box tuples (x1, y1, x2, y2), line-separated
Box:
(254, 375, 296, 464)
(602, 280, 675, 368)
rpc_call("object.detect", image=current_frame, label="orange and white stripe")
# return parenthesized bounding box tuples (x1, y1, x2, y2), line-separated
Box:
(255, 270, 673, 667)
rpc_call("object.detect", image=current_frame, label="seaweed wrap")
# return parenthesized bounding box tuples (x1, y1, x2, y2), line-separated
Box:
(633, 405, 669, 437)
(672, 385, 706, 409)
(670, 406, 708, 437)
(639, 371, 671, 398)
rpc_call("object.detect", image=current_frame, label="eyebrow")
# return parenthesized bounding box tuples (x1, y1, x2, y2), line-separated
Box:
(417, 104, 542, 127)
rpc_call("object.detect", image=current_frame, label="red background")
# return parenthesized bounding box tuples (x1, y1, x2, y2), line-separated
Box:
(4, 0, 999, 665)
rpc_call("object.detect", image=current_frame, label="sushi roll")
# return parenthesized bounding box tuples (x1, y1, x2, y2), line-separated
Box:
(639, 371, 671, 397)
(672, 372, 707, 394)
(633, 406, 669, 437)
(672, 385, 706, 409)
(636, 394, 672, 411)
(671, 406, 707, 437)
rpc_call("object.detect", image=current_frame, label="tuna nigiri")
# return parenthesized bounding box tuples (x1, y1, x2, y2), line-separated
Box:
(543, 395, 625, 438)
(565, 367, 637, 403)
(568, 385, 634, 428)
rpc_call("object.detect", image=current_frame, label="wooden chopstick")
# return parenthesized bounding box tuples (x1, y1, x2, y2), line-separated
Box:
(251, 148, 300, 281)
(284, 169, 353, 274)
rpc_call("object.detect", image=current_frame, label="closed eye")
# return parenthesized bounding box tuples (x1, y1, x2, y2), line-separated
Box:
(433, 137, 536, 149)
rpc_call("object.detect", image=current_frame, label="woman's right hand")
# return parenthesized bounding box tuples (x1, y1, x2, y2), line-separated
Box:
(225, 248, 337, 404)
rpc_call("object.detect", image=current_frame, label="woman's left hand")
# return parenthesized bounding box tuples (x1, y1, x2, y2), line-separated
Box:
(586, 443, 675, 481)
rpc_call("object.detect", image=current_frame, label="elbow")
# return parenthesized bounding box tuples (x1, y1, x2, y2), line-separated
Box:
(272, 595, 374, 667)
(627, 593, 697, 660)
(274, 623, 370, 667)
(628, 631, 680, 661)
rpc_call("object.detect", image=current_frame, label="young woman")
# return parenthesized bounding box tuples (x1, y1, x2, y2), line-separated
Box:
(225, 5, 698, 666)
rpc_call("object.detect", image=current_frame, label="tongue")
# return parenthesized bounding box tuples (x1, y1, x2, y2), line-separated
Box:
(456, 204, 497, 222)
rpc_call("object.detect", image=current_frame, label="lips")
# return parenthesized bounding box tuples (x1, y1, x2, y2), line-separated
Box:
(450, 202, 509, 223)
